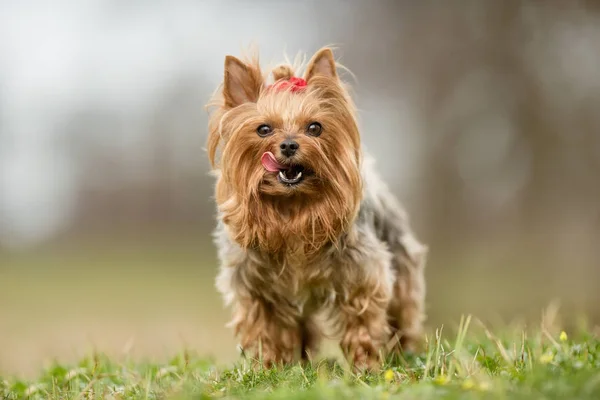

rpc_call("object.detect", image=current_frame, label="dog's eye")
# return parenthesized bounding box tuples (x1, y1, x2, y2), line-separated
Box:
(257, 124, 273, 137)
(306, 122, 322, 137)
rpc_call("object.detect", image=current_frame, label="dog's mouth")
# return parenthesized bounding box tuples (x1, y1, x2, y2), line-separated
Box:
(261, 152, 312, 186)
(277, 164, 305, 185)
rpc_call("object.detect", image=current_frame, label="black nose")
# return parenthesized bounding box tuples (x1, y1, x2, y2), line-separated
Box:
(280, 139, 299, 157)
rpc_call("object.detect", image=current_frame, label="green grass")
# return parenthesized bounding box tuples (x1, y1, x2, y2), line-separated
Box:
(2, 315, 600, 400)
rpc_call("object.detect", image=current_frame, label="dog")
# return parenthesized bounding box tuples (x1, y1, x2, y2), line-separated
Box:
(206, 47, 427, 369)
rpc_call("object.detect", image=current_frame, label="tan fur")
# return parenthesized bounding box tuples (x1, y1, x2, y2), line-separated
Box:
(207, 47, 427, 369)
(272, 64, 295, 81)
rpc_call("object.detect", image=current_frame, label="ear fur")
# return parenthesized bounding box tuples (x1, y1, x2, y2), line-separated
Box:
(223, 55, 263, 108)
(304, 48, 338, 82)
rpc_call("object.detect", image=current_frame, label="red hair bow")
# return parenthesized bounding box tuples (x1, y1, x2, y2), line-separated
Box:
(267, 76, 307, 93)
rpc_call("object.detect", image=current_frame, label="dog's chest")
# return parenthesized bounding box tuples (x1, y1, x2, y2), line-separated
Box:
(276, 246, 335, 309)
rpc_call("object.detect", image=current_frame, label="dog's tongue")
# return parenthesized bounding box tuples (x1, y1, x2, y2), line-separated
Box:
(261, 151, 286, 172)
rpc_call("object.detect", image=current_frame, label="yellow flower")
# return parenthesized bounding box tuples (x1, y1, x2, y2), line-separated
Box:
(560, 331, 568, 342)
(462, 379, 475, 390)
(434, 375, 449, 385)
(384, 369, 394, 383)
(539, 352, 554, 364)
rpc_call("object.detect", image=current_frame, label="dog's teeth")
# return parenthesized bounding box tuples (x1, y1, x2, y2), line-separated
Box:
(278, 169, 303, 184)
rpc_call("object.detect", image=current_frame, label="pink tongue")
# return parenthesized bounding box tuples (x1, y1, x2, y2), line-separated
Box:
(261, 152, 286, 172)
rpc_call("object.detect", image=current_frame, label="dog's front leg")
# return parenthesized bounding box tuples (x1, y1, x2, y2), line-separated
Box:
(215, 239, 303, 367)
(335, 233, 394, 370)
(229, 293, 302, 368)
(338, 288, 391, 370)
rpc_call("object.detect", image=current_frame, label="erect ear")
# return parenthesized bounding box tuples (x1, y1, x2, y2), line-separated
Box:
(304, 48, 338, 82)
(223, 55, 263, 108)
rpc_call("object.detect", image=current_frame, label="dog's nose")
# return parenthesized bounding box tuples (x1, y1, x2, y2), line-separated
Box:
(280, 139, 299, 157)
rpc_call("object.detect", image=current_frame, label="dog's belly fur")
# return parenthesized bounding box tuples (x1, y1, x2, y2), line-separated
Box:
(214, 153, 426, 363)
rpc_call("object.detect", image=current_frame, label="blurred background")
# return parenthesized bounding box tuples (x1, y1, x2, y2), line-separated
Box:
(1, 0, 600, 376)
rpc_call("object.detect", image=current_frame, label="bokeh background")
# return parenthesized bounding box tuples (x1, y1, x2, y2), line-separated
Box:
(2, 1, 600, 376)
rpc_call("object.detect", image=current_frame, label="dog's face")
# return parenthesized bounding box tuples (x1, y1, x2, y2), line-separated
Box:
(208, 49, 362, 252)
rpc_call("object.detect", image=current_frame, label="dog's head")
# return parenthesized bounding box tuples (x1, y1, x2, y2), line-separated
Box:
(208, 48, 362, 253)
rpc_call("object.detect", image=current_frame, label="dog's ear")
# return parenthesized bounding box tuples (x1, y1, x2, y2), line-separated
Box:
(223, 55, 263, 108)
(305, 48, 338, 82)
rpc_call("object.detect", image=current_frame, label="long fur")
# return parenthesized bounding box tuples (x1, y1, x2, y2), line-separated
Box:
(207, 47, 427, 369)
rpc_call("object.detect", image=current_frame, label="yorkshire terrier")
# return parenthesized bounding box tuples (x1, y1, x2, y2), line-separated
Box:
(207, 47, 427, 369)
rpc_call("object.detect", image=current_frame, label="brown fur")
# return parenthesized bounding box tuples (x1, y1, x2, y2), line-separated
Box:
(207, 47, 427, 369)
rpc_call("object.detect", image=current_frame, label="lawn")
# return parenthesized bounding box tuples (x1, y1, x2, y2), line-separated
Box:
(2, 314, 599, 400)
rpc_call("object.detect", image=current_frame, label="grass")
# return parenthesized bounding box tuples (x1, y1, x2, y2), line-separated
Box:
(2, 311, 600, 399)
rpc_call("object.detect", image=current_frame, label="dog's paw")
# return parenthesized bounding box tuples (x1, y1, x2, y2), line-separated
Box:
(341, 325, 382, 371)
(243, 327, 299, 368)
(258, 346, 294, 369)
